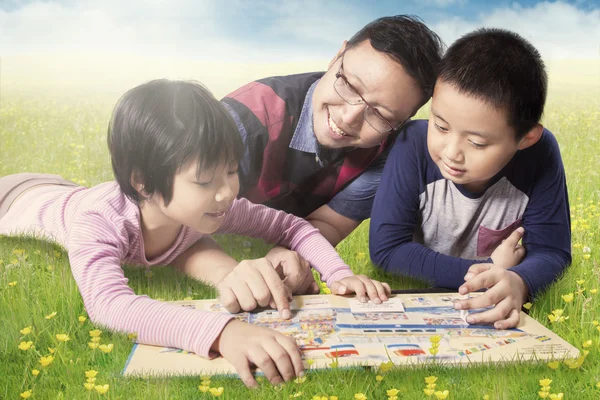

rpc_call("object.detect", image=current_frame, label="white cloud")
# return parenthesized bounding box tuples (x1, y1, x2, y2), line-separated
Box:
(0, 0, 598, 61)
(432, 2, 600, 59)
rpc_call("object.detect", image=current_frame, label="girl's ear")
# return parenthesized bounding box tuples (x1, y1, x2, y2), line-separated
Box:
(130, 170, 150, 199)
(518, 123, 544, 151)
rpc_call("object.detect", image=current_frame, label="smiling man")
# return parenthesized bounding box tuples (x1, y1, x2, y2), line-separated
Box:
(221, 15, 444, 248)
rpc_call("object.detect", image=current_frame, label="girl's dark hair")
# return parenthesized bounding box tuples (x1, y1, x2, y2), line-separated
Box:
(108, 79, 243, 205)
(347, 15, 445, 108)
(437, 28, 547, 139)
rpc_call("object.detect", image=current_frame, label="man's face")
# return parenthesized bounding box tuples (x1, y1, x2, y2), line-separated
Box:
(311, 40, 422, 149)
(427, 80, 524, 193)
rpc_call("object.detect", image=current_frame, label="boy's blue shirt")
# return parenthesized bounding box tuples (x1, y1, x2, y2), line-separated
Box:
(369, 120, 571, 298)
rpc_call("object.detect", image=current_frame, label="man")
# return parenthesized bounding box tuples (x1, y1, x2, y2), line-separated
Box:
(222, 15, 444, 247)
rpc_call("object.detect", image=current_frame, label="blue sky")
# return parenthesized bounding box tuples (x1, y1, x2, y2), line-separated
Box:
(1, 0, 599, 61)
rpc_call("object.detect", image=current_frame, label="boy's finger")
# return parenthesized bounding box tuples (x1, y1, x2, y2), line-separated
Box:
(459, 268, 502, 295)
(259, 263, 292, 319)
(494, 308, 521, 329)
(230, 354, 258, 388)
(249, 345, 283, 386)
(466, 297, 513, 325)
(382, 282, 392, 296)
(455, 282, 503, 311)
(464, 263, 492, 281)
(372, 280, 389, 301)
(275, 335, 304, 379)
(504, 227, 525, 247)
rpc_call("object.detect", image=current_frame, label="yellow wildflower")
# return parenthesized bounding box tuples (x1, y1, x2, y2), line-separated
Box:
(8, 281, 17, 287)
(31, 369, 40, 376)
(583, 340, 592, 347)
(45, 311, 57, 320)
(429, 347, 439, 356)
(56, 333, 70, 342)
(85, 370, 98, 378)
(434, 390, 449, 400)
(89, 329, 102, 337)
(354, 393, 367, 400)
(20, 326, 32, 335)
(561, 293, 574, 303)
(48, 347, 56, 354)
(549, 394, 563, 400)
(199, 385, 210, 392)
(523, 302, 532, 310)
(547, 361, 560, 370)
(323, 287, 332, 294)
(375, 374, 383, 382)
(539, 379, 552, 387)
(128, 332, 138, 340)
(87, 377, 96, 384)
(539, 391, 549, 399)
(424, 388, 435, 396)
(294, 375, 307, 384)
(18, 341, 33, 351)
(429, 335, 442, 343)
(593, 320, 599, 326)
(78, 316, 87, 323)
(590, 289, 598, 294)
(88, 342, 99, 349)
(201, 379, 210, 386)
(39, 355, 54, 367)
(312, 397, 327, 400)
(94, 384, 109, 395)
(425, 376, 438, 384)
(565, 354, 585, 369)
(330, 397, 338, 400)
(20, 390, 32, 399)
(84, 382, 95, 390)
(289, 393, 303, 399)
(541, 386, 551, 392)
(583, 254, 591, 260)
(428, 383, 437, 389)
(329, 361, 338, 368)
(99, 343, 114, 353)
(577, 279, 586, 285)
(91, 336, 101, 343)
(387, 388, 400, 396)
(183, 296, 193, 301)
(306, 358, 315, 367)
(379, 361, 394, 373)
(209, 387, 224, 397)
(389, 397, 398, 400)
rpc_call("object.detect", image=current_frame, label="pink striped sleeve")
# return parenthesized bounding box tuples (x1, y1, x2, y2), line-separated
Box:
(67, 211, 233, 358)
(216, 198, 354, 286)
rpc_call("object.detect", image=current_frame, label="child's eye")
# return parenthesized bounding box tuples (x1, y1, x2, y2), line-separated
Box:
(196, 181, 211, 187)
(228, 169, 238, 175)
(468, 140, 487, 149)
(435, 123, 449, 132)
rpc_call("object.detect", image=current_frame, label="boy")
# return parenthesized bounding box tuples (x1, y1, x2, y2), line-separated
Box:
(369, 28, 571, 329)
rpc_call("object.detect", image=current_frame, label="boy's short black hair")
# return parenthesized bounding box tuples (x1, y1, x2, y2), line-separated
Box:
(437, 28, 547, 139)
(347, 15, 445, 109)
(108, 79, 243, 205)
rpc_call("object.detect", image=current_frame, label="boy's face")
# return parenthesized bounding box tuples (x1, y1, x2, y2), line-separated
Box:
(311, 40, 422, 149)
(427, 80, 525, 193)
(153, 159, 240, 234)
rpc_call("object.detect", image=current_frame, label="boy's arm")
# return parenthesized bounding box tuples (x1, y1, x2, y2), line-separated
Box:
(369, 123, 487, 289)
(508, 131, 571, 299)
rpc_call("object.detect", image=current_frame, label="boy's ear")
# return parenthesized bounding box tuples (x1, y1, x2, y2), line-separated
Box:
(328, 40, 348, 70)
(517, 123, 544, 150)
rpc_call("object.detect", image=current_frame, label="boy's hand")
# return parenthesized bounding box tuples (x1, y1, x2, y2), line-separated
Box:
(217, 258, 292, 319)
(490, 227, 526, 269)
(265, 246, 320, 295)
(213, 320, 304, 388)
(329, 275, 391, 304)
(454, 264, 529, 329)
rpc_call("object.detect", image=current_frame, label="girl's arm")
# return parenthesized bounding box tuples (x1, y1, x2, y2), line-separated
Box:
(67, 211, 233, 358)
(171, 235, 237, 285)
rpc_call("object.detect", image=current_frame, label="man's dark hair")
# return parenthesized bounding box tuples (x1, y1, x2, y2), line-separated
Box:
(108, 79, 243, 205)
(437, 28, 547, 139)
(347, 15, 445, 108)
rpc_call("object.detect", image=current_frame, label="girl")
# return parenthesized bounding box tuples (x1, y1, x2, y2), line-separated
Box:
(0, 79, 390, 388)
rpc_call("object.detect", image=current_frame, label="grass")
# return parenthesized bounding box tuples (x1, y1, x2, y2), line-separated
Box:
(1, 66, 600, 399)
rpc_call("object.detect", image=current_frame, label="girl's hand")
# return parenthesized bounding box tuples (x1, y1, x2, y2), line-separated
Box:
(212, 320, 304, 388)
(216, 258, 292, 319)
(329, 275, 391, 303)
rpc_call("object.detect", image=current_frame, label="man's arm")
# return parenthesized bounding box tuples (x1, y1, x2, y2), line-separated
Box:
(171, 236, 237, 285)
(311, 149, 390, 246)
(306, 205, 361, 247)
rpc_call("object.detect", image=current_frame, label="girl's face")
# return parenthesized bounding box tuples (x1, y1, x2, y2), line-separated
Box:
(152, 158, 240, 234)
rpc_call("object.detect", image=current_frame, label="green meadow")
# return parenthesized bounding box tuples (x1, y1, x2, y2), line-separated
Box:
(1, 57, 599, 399)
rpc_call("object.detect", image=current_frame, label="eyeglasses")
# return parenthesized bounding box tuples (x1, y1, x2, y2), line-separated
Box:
(333, 56, 403, 134)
